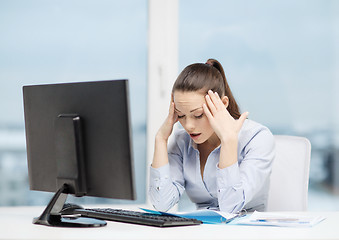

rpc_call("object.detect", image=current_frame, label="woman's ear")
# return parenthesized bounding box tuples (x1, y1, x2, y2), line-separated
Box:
(221, 96, 229, 108)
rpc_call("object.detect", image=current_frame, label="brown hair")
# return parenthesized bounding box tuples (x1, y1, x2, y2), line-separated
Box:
(172, 59, 241, 119)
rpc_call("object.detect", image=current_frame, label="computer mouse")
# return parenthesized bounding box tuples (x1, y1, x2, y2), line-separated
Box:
(59, 203, 84, 215)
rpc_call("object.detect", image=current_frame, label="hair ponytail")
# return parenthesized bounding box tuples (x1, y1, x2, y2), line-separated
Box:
(205, 59, 240, 119)
(172, 59, 241, 119)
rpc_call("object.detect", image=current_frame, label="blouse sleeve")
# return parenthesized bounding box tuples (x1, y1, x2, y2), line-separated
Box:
(148, 133, 185, 212)
(216, 127, 275, 213)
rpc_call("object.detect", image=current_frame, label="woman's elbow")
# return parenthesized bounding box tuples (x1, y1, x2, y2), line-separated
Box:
(149, 187, 178, 212)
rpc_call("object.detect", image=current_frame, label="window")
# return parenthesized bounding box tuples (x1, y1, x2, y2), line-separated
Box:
(0, 0, 147, 206)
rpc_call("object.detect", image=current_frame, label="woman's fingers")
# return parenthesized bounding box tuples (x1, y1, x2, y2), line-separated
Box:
(205, 90, 224, 115)
(237, 112, 249, 130)
(169, 101, 174, 115)
(205, 90, 233, 121)
(204, 89, 249, 138)
(169, 102, 178, 123)
(205, 94, 216, 114)
(203, 103, 213, 120)
(157, 101, 178, 141)
(206, 91, 218, 112)
(206, 90, 229, 112)
(208, 90, 225, 110)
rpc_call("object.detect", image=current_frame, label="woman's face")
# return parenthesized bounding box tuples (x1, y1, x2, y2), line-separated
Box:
(173, 90, 215, 144)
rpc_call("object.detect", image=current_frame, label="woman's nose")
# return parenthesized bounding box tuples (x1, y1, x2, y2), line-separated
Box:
(184, 118, 195, 131)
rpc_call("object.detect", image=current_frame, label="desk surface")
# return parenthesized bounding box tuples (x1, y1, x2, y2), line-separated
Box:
(1, 205, 338, 240)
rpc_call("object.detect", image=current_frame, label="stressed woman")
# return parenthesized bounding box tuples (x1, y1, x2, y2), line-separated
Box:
(149, 59, 275, 213)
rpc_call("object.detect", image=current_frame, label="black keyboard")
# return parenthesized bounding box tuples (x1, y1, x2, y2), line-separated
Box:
(72, 208, 202, 227)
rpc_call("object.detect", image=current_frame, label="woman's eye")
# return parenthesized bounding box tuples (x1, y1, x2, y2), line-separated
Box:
(195, 114, 203, 119)
(177, 115, 185, 119)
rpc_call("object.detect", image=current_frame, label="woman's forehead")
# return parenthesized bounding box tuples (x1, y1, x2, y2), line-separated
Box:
(173, 91, 205, 112)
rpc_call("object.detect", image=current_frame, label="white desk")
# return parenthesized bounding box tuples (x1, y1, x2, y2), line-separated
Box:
(1, 206, 338, 240)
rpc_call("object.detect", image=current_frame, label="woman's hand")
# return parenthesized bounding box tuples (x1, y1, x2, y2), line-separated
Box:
(152, 97, 178, 168)
(156, 97, 178, 142)
(203, 90, 248, 168)
(203, 90, 248, 144)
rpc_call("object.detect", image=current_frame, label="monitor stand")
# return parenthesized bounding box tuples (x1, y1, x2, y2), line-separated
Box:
(33, 183, 107, 227)
(33, 114, 106, 227)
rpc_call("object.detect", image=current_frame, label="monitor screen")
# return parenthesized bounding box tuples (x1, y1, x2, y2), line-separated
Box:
(23, 79, 136, 201)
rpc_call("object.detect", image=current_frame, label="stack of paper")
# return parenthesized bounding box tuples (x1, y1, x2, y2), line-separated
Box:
(235, 211, 325, 227)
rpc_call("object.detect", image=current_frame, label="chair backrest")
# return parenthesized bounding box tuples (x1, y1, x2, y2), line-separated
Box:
(266, 135, 311, 211)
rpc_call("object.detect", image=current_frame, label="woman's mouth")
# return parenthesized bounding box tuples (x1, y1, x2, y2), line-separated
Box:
(190, 133, 201, 139)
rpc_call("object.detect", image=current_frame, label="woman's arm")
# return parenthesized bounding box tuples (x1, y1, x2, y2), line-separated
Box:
(152, 99, 177, 168)
(216, 129, 275, 213)
(149, 99, 184, 212)
(149, 146, 185, 212)
(203, 90, 274, 213)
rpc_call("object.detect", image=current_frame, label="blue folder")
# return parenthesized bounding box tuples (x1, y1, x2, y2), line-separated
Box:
(140, 208, 243, 224)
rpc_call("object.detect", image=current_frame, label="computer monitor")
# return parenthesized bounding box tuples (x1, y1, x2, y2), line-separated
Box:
(22, 79, 136, 227)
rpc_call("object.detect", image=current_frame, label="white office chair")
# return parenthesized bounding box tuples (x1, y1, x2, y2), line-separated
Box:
(266, 135, 311, 211)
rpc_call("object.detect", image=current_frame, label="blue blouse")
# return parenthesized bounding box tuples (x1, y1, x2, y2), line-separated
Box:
(149, 119, 275, 213)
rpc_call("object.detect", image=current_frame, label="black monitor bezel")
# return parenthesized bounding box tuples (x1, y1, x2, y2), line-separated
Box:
(23, 79, 136, 201)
